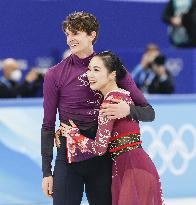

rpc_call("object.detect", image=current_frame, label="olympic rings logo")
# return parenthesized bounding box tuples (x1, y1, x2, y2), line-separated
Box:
(141, 124, 196, 176)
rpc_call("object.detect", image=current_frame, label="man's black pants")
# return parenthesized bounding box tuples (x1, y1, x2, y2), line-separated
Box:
(53, 138, 112, 205)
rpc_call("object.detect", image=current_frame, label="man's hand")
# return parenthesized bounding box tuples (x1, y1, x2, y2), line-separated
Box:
(100, 99, 131, 120)
(171, 16, 182, 26)
(141, 53, 151, 68)
(42, 176, 53, 198)
(55, 129, 61, 148)
(25, 69, 39, 83)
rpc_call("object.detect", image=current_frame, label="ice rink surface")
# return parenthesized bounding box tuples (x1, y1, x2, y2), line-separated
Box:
(81, 198, 196, 205)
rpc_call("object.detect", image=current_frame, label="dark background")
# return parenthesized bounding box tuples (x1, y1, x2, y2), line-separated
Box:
(0, 0, 196, 93)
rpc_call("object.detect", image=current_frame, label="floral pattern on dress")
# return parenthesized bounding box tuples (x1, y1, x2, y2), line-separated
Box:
(66, 89, 133, 163)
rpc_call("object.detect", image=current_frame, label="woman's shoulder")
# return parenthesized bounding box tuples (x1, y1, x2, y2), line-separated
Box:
(104, 89, 130, 102)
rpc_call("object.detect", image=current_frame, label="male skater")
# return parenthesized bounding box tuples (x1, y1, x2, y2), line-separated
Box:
(41, 11, 155, 205)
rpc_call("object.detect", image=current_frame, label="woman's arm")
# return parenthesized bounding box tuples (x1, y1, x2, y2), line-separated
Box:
(64, 94, 119, 163)
(65, 113, 115, 163)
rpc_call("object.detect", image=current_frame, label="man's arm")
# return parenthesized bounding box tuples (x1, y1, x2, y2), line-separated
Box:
(41, 69, 58, 177)
(162, 0, 174, 24)
(0, 84, 16, 98)
(20, 70, 44, 97)
(129, 104, 155, 122)
(101, 98, 155, 122)
(117, 71, 155, 122)
(0, 82, 27, 98)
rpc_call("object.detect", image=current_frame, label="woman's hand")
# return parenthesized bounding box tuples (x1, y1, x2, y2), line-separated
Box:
(67, 120, 80, 137)
(54, 122, 74, 147)
(42, 176, 53, 198)
(55, 120, 80, 147)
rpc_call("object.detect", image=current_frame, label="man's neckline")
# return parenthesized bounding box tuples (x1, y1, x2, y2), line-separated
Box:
(72, 52, 96, 67)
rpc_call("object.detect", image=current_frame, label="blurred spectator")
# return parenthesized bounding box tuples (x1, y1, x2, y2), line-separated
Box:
(163, 0, 196, 47)
(22, 68, 44, 97)
(148, 55, 175, 94)
(0, 58, 43, 98)
(62, 49, 72, 59)
(132, 43, 160, 93)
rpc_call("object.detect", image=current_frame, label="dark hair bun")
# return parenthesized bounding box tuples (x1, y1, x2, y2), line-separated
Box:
(96, 51, 127, 82)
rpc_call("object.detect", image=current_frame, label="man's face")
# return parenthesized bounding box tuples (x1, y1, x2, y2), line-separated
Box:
(2, 60, 19, 79)
(152, 64, 164, 76)
(65, 29, 95, 57)
(146, 49, 160, 63)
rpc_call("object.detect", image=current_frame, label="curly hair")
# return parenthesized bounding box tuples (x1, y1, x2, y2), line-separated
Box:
(62, 11, 99, 44)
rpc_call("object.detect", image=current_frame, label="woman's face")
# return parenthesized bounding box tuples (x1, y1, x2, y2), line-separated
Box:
(87, 56, 114, 92)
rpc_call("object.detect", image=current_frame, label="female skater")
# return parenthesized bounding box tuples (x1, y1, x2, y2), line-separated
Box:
(59, 51, 164, 205)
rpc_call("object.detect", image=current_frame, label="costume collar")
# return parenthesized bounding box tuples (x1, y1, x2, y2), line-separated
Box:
(72, 52, 96, 67)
